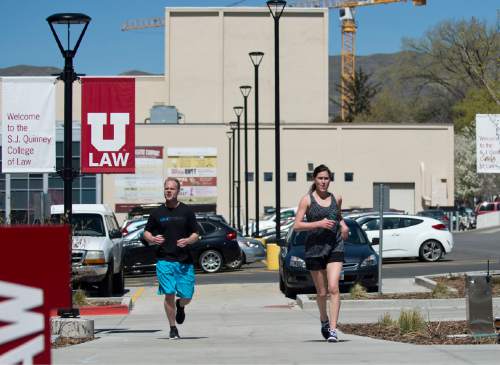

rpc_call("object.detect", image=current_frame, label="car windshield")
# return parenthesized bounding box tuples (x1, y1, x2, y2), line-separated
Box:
(51, 213, 106, 237)
(290, 221, 368, 246)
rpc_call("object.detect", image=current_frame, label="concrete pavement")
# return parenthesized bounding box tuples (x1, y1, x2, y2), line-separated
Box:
(53, 281, 500, 365)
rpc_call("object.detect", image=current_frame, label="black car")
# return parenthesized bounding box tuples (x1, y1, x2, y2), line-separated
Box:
(122, 217, 242, 274)
(279, 219, 379, 298)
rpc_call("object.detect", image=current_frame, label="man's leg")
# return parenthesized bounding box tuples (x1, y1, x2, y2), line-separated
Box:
(175, 263, 195, 324)
(164, 294, 176, 326)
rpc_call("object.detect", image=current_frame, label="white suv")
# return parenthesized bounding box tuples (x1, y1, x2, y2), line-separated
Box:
(50, 204, 125, 296)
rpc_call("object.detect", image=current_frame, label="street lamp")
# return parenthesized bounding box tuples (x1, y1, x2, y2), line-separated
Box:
(47, 12, 91, 318)
(239, 85, 252, 237)
(229, 122, 238, 227)
(267, 0, 286, 243)
(249, 51, 264, 237)
(233, 106, 243, 232)
(225, 130, 233, 226)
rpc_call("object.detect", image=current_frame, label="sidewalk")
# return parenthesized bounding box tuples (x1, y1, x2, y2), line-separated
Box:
(53, 282, 500, 365)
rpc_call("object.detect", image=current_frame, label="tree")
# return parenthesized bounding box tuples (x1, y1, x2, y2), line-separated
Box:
(453, 85, 500, 133)
(334, 67, 380, 122)
(403, 18, 499, 103)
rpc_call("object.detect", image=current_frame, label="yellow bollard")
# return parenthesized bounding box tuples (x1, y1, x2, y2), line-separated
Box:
(266, 243, 280, 271)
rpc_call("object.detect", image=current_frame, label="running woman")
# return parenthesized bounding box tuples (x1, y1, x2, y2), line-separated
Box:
(144, 177, 199, 339)
(293, 164, 349, 342)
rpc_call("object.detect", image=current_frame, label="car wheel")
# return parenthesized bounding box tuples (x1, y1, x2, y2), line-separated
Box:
(419, 240, 443, 262)
(112, 266, 125, 295)
(199, 250, 223, 273)
(98, 262, 113, 297)
(226, 254, 243, 270)
(367, 286, 379, 293)
(280, 276, 297, 299)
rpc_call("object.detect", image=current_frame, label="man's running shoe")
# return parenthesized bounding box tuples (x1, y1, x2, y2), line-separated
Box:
(175, 299, 186, 324)
(169, 326, 180, 339)
(327, 328, 338, 343)
(321, 319, 330, 340)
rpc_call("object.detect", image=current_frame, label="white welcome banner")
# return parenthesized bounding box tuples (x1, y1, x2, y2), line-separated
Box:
(476, 114, 500, 173)
(1, 77, 56, 173)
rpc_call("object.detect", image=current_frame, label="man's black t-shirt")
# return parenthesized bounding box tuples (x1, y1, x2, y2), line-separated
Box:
(144, 202, 199, 263)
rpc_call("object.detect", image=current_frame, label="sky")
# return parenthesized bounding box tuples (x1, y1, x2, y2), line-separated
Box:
(0, 0, 497, 75)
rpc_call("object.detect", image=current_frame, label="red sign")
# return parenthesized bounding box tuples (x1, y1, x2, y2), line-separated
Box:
(0, 225, 70, 364)
(81, 77, 135, 173)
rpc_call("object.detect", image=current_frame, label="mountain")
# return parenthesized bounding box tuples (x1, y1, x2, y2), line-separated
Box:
(0, 65, 61, 76)
(119, 70, 157, 76)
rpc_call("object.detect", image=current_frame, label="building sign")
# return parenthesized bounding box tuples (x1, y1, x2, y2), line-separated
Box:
(476, 114, 500, 173)
(114, 146, 164, 213)
(1, 77, 56, 173)
(81, 77, 135, 173)
(0, 226, 70, 364)
(166, 148, 217, 205)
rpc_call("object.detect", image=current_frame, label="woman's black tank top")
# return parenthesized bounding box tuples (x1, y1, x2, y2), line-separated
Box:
(304, 192, 341, 258)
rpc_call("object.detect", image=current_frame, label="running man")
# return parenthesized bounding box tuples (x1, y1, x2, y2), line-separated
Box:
(144, 177, 199, 339)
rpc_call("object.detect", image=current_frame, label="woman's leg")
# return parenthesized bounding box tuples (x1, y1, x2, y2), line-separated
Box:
(326, 262, 343, 329)
(310, 269, 328, 321)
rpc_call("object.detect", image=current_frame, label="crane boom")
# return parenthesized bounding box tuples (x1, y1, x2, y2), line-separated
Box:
(289, 0, 426, 120)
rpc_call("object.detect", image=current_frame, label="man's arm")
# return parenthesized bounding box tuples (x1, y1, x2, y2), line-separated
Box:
(143, 214, 165, 245)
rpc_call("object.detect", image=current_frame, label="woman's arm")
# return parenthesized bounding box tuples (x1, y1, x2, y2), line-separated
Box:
(294, 195, 335, 231)
(336, 195, 349, 240)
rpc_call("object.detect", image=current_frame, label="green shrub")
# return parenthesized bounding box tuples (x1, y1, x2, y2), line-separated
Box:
(431, 282, 450, 299)
(349, 283, 369, 299)
(72, 289, 88, 306)
(378, 312, 396, 327)
(398, 309, 425, 334)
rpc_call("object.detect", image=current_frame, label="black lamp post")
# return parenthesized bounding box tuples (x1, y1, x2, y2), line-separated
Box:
(225, 130, 233, 226)
(239, 85, 252, 237)
(47, 12, 91, 318)
(267, 0, 286, 243)
(249, 51, 264, 237)
(229, 122, 238, 227)
(233, 106, 243, 232)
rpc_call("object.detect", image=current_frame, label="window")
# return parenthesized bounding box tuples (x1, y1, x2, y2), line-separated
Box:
(200, 221, 217, 234)
(306, 172, 313, 182)
(264, 172, 273, 182)
(383, 218, 400, 230)
(400, 218, 423, 228)
(307, 163, 314, 171)
(287, 172, 296, 182)
(246, 172, 254, 182)
(344, 172, 354, 182)
(361, 218, 380, 231)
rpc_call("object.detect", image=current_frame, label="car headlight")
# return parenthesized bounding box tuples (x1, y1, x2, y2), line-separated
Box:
(289, 255, 306, 269)
(123, 239, 143, 248)
(83, 250, 106, 265)
(360, 254, 377, 267)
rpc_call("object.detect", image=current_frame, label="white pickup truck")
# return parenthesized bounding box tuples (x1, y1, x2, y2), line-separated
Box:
(50, 204, 125, 297)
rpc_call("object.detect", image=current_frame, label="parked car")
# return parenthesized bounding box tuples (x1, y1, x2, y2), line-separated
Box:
(416, 210, 449, 225)
(475, 201, 500, 216)
(355, 214, 454, 262)
(245, 207, 297, 237)
(50, 204, 125, 297)
(226, 234, 266, 270)
(279, 219, 379, 299)
(122, 217, 242, 274)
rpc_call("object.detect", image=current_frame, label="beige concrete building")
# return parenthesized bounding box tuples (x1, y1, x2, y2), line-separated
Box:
(0, 7, 454, 225)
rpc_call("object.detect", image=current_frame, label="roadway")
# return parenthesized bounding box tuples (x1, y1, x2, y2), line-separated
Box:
(125, 226, 500, 287)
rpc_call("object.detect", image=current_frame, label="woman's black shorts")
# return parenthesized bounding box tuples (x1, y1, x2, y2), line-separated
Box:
(305, 251, 344, 271)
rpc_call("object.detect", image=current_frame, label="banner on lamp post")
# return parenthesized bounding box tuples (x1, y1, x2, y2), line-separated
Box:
(1, 77, 56, 173)
(476, 114, 500, 173)
(81, 77, 135, 173)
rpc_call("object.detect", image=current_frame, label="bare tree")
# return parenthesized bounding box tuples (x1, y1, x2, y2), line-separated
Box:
(403, 18, 499, 104)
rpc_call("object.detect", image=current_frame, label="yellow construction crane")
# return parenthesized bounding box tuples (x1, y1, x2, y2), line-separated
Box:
(290, 0, 426, 120)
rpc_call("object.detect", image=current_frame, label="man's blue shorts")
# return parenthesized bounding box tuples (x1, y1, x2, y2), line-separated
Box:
(156, 260, 195, 299)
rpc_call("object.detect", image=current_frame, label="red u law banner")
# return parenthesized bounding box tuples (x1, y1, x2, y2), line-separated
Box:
(0, 226, 70, 364)
(81, 77, 135, 173)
